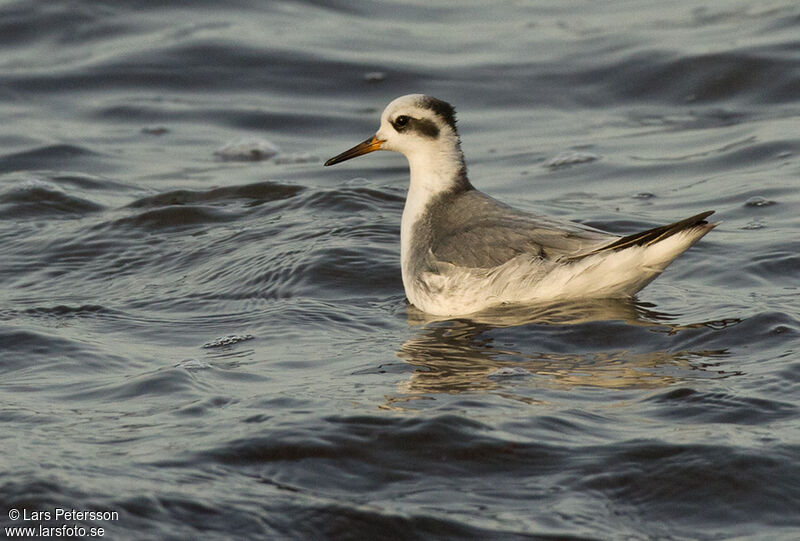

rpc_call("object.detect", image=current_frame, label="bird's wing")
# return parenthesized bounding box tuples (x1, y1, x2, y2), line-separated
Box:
(429, 190, 615, 269)
(569, 210, 716, 260)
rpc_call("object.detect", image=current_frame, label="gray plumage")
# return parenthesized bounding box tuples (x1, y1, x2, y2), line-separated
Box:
(411, 188, 613, 273)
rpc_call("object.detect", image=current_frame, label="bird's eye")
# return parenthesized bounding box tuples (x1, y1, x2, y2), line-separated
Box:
(394, 115, 410, 128)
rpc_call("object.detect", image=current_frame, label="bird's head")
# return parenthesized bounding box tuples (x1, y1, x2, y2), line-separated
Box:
(324, 94, 461, 167)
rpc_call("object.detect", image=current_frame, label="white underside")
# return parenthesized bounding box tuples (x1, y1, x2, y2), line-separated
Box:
(404, 228, 707, 316)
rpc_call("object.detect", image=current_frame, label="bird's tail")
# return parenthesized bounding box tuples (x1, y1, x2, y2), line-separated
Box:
(552, 211, 718, 298)
(575, 210, 717, 259)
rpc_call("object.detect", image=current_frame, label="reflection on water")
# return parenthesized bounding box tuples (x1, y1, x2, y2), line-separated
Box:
(405, 298, 670, 327)
(391, 300, 736, 404)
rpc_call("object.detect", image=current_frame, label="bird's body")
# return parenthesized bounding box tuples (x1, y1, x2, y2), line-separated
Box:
(325, 94, 717, 316)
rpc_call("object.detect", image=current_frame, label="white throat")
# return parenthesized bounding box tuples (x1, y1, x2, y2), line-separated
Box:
(399, 142, 467, 290)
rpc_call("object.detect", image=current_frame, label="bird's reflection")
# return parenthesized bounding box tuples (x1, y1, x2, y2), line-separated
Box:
(405, 297, 668, 327)
(386, 299, 738, 408)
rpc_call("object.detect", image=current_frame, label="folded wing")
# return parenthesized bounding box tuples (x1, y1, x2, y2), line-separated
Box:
(429, 190, 715, 269)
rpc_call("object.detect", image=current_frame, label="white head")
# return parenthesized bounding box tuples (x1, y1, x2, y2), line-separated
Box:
(325, 94, 469, 194)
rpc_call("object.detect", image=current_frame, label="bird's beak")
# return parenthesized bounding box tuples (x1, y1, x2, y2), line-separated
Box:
(324, 135, 385, 166)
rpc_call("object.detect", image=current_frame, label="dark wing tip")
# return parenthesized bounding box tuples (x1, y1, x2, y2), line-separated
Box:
(692, 210, 715, 224)
(577, 210, 717, 258)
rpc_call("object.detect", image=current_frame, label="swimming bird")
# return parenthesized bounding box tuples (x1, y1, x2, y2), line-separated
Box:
(324, 94, 717, 316)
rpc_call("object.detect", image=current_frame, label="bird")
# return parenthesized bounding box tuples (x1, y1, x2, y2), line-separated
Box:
(324, 94, 717, 316)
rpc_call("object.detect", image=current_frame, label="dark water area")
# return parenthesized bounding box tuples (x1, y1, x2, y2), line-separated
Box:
(1, 0, 799, 539)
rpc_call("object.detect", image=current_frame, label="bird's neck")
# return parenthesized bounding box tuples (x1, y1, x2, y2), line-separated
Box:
(404, 141, 469, 215)
(400, 144, 471, 286)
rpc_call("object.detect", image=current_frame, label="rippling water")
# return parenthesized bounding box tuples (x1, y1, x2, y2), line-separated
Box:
(1, 1, 799, 539)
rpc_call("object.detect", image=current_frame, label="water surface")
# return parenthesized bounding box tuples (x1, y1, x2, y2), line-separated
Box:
(1, 1, 799, 539)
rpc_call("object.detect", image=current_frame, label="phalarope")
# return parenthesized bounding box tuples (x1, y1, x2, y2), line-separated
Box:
(325, 94, 717, 316)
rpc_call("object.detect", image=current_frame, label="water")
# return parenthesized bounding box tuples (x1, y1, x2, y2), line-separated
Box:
(1, 1, 799, 539)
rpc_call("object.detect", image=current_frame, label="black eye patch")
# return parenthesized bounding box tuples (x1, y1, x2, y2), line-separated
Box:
(392, 116, 440, 138)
